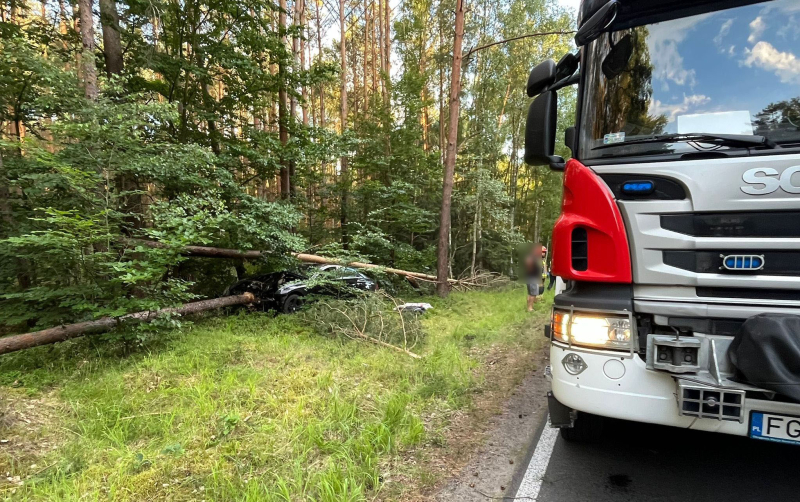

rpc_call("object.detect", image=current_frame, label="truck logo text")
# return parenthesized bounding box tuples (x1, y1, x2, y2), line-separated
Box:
(740, 166, 800, 195)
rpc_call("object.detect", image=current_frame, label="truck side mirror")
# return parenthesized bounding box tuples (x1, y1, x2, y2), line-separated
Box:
(526, 59, 556, 97)
(524, 91, 565, 170)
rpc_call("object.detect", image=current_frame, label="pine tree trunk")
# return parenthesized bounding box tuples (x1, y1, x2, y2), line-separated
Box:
(383, 0, 390, 81)
(99, 0, 123, 77)
(78, 0, 98, 100)
(471, 198, 478, 276)
(299, 0, 308, 127)
(436, 0, 465, 297)
(289, 0, 302, 197)
(508, 115, 520, 274)
(316, 0, 325, 128)
(377, 0, 385, 98)
(339, 0, 349, 247)
(278, 0, 290, 198)
(370, 0, 377, 93)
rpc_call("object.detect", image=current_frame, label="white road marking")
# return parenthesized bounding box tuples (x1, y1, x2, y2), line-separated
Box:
(515, 416, 559, 500)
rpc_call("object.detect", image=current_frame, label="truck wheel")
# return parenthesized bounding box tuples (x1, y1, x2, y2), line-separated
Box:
(282, 294, 303, 314)
(560, 412, 604, 442)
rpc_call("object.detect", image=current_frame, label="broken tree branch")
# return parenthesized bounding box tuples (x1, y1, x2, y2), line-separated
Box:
(319, 301, 422, 359)
(463, 30, 576, 59)
(0, 293, 256, 356)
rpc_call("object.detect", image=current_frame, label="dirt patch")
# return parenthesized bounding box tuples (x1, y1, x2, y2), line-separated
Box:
(429, 344, 550, 501)
(0, 390, 65, 487)
(396, 316, 550, 501)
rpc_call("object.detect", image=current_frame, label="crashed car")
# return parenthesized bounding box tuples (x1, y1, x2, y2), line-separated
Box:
(225, 264, 378, 313)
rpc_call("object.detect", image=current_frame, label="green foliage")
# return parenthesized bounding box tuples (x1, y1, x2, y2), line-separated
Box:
(0, 5, 308, 333)
(0, 0, 574, 334)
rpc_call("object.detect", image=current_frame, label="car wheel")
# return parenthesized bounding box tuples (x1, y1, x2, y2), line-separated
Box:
(559, 412, 604, 442)
(282, 294, 303, 314)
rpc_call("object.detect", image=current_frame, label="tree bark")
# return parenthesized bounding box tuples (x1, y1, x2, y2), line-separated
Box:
(316, 0, 325, 128)
(99, 0, 123, 77)
(0, 294, 256, 356)
(78, 0, 98, 100)
(339, 0, 349, 247)
(436, 0, 465, 297)
(383, 0, 390, 82)
(279, 0, 290, 198)
(377, 0, 385, 98)
(298, 0, 308, 127)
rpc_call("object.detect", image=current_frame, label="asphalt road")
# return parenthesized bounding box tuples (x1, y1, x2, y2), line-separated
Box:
(518, 416, 800, 502)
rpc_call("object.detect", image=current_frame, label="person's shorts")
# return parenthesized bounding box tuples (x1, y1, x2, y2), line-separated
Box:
(527, 280, 542, 296)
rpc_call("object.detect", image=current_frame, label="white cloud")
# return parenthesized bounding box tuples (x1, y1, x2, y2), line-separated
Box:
(763, 0, 800, 16)
(647, 15, 710, 88)
(650, 94, 711, 120)
(742, 41, 800, 85)
(776, 15, 800, 40)
(748, 16, 767, 43)
(714, 19, 734, 48)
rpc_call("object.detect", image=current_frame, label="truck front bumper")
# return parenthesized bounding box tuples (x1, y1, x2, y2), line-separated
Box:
(550, 342, 800, 436)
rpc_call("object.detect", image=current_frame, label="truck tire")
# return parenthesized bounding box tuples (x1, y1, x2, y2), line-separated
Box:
(282, 294, 303, 314)
(559, 412, 604, 442)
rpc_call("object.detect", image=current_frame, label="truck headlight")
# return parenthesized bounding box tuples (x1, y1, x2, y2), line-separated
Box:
(551, 309, 632, 351)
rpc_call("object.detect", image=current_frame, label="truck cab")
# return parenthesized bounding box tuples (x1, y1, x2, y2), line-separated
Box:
(526, 0, 800, 443)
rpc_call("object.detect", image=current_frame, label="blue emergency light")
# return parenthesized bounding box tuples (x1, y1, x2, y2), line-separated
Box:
(621, 181, 655, 195)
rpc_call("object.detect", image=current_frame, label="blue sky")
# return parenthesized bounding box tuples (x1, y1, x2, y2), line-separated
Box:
(645, 0, 800, 132)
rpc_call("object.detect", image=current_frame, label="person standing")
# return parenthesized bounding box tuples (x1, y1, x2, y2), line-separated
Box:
(524, 244, 547, 312)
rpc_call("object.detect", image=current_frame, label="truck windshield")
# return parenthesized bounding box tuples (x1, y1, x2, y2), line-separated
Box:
(579, 0, 800, 160)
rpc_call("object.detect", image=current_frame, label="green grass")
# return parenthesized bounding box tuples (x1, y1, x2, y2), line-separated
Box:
(0, 286, 551, 501)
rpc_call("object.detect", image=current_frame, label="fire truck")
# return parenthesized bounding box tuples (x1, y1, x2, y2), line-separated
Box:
(526, 0, 800, 444)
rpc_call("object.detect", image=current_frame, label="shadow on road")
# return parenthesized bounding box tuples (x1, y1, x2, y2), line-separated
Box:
(538, 417, 800, 502)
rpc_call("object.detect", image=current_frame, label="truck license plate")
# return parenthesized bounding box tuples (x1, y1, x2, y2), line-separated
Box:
(750, 412, 800, 445)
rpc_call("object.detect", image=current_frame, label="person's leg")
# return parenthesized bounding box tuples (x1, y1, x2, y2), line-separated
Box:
(527, 280, 535, 311)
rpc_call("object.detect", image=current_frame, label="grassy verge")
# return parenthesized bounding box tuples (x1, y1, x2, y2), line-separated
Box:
(0, 286, 551, 501)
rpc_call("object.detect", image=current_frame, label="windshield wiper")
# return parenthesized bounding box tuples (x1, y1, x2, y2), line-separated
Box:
(592, 133, 780, 150)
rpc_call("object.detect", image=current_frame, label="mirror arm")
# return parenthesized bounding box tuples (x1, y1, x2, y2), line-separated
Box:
(548, 156, 566, 171)
(544, 72, 581, 93)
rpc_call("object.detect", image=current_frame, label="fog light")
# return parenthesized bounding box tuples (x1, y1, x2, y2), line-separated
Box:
(562, 353, 587, 375)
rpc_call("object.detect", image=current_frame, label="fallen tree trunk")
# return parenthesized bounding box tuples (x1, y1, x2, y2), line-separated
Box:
(133, 240, 458, 283)
(132, 240, 264, 260)
(292, 253, 457, 283)
(0, 293, 255, 356)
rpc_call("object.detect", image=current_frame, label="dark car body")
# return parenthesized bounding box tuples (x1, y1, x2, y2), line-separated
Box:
(225, 265, 378, 313)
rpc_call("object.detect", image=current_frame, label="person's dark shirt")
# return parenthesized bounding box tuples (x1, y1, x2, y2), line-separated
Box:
(525, 255, 544, 285)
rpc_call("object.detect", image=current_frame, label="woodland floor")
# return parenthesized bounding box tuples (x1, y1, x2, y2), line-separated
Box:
(0, 286, 550, 501)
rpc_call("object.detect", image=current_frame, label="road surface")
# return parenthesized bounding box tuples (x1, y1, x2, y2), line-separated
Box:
(513, 415, 800, 501)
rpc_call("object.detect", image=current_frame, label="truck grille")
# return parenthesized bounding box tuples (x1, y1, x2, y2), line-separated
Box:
(677, 380, 745, 422)
(571, 227, 588, 271)
(696, 287, 800, 302)
(661, 211, 800, 238)
(663, 250, 800, 276)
